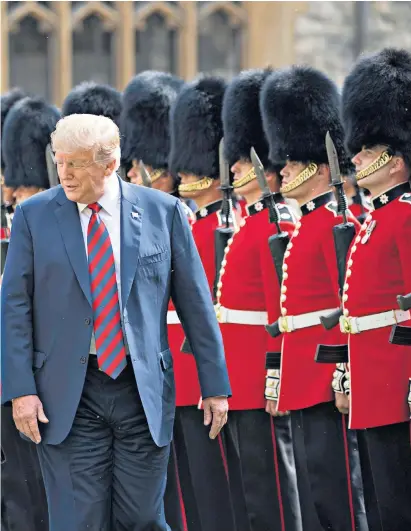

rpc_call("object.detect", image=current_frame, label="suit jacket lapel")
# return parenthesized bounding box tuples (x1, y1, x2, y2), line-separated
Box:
(120, 180, 143, 310)
(53, 188, 92, 306)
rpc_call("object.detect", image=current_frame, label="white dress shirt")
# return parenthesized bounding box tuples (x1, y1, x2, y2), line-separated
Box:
(77, 173, 122, 353)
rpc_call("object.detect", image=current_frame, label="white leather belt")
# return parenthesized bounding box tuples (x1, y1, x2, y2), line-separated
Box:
(279, 308, 336, 332)
(340, 309, 410, 334)
(216, 306, 268, 325)
(167, 311, 181, 325)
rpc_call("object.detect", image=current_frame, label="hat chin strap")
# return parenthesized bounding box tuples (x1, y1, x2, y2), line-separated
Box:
(280, 162, 318, 193)
(150, 169, 165, 183)
(356, 151, 393, 181)
(232, 167, 257, 189)
(178, 176, 213, 193)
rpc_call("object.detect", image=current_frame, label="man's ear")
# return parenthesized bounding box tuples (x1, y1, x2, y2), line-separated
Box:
(106, 158, 117, 175)
(390, 156, 406, 175)
(318, 163, 330, 182)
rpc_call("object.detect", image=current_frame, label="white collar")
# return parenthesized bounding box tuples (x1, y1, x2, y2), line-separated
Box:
(77, 173, 120, 216)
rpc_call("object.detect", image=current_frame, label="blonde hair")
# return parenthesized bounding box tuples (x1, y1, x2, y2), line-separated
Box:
(51, 114, 120, 167)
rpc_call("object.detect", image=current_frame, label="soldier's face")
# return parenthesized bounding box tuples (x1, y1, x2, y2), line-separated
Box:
(55, 149, 116, 204)
(231, 159, 259, 198)
(1, 177, 15, 205)
(127, 160, 144, 185)
(178, 173, 204, 198)
(351, 145, 392, 190)
(280, 161, 309, 199)
(13, 186, 43, 204)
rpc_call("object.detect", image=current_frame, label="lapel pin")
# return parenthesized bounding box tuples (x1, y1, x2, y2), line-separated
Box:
(131, 212, 140, 220)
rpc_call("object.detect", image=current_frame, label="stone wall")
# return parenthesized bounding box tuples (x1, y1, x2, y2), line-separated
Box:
(294, 1, 411, 85)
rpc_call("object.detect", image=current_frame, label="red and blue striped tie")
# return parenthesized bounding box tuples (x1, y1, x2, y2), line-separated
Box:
(87, 202, 127, 378)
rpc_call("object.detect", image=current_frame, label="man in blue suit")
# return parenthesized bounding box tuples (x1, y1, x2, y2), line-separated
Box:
(1, 113, 231, 531)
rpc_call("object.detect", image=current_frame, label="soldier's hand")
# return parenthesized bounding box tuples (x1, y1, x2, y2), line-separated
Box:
(12, 395, 49, 444)
(335, 392, 350, 415)
(203, 396, 228, 439)
(265, 399, 289, 417)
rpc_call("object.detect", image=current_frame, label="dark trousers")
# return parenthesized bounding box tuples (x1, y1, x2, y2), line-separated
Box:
(290, 402, 368, 531)
(224, 410, 303, 531)
(173, 406, 236, 531)
(36, 357, 170, 531)
(357, 422, 411, 531)
(1, 406, 49, 531)
(163, 441, 186, 531)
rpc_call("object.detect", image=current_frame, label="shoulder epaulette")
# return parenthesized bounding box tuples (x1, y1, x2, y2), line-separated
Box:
(399, 192, 411, 205)
(324, 201, 338, 217)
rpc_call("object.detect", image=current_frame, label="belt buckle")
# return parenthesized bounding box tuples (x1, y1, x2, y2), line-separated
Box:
(216, 306, 226, 323)
(340, 315, 352, 334)
(280, 316, 290, 333)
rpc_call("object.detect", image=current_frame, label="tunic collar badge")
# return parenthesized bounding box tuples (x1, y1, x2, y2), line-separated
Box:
(372, 182, 411, 210)
(195, 200, 223, 220)
(301, 192, 333, 216)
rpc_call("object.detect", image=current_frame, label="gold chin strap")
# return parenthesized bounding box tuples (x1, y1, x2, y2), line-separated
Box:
(178, 176, 213, 193)
(232, 167, 257, 189)
(356, 151, 393, 181)
(150, 169, 165, 183)
(280, 162, 318, 194)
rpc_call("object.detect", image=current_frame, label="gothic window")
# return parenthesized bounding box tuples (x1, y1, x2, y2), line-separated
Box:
(72, 2, 118, 86)
(197, 2, 245, 79)
(8, 2, 56, 100)
(134, 2, 180, 74)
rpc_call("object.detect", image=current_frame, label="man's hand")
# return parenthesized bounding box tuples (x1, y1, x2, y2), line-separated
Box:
(12, 395, 49, 444)
(335, 392, 350, 415)
(202, 396, 228, 439)
(265, 400, 289, 417)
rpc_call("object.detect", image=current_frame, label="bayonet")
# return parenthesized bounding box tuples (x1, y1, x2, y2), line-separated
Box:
(218, 138, 235, 229)
(251, 147, 281, 233)
(139, 160, 152, 188)
(325, 131, 348, 224)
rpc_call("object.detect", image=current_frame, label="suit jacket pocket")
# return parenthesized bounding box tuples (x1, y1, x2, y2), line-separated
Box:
(33, 350, 48, 370)
(138, 249, 169, 266)
(159, 348, 173, 371)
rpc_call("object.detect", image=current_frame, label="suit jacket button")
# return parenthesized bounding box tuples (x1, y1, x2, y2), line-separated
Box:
(80, 356, 86, 364)
(84, 318, 91, 325)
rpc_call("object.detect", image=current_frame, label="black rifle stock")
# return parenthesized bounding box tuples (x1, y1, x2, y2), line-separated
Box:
(389, 293, 411, 346)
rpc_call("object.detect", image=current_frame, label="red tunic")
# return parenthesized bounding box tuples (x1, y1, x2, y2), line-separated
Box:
(172, 200, 223, 407)
(343, 183, 411, 429)
(217, 199, 295, 410)
(277, 193, 360, 412)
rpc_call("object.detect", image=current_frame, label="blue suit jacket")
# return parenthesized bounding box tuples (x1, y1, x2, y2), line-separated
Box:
(1, 178, 231, 446)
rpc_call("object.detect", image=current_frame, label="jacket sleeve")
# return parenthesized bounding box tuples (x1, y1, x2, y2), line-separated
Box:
(170, 200, 231, 398)
(1, 205, 38, 404)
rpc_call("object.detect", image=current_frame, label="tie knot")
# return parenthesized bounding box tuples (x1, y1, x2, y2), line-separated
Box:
(88, 202, 102, 213)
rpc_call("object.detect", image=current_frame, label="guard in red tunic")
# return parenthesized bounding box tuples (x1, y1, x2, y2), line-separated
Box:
(168, 77, 236, 531)
(339, 48, 411, 529)
(2, 94, 61, 531)
(218, 68, 302, 531)
(260, 66, 368, 531)
(120, 71, 197, 531)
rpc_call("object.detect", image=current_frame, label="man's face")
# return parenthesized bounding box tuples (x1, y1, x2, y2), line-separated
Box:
(231, 159, 259, 197)
(351, 145, 392, 190)
(1, 176, 15, 205)
(13, 186, 43, 205)
(178, 173, 205, 199)
(280, 160, 312, 199)
(55, 149, 114, 204)
(127, 160, 175, 193)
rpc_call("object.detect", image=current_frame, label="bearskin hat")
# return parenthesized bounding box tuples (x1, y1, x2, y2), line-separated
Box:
(120, 71, 184, 168)
(62, 82, 122, 126)
(342, 48, 411, 166)
(169, 76, 227, 179)
(3, 97, 61, 189)
(223, 68, 272, 168)
(1, 88, 27, 172)
(261, 66, 352, 175)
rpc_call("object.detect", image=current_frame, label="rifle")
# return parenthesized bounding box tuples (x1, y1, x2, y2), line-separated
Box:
(389, 293, 411, 346)
(352, 184, 367, 224)
(139, 161, 152, 188)
(319, 132, 356, 331)
(250, 147, 290, 338)
(45, 144, 59, 188)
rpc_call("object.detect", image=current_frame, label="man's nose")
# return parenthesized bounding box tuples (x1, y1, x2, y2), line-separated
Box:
(351, 153, 361, 167)
(280, 165, 288, 178)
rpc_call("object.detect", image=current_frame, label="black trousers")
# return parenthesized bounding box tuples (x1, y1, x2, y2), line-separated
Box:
(163, 441, 186, 531)
(173, 406, 236, 531)
(36, 357, 170, 531)
(357, 421, 411, 531)
(1, 406, 49, 531)
(290, 402, 368, 531)
(224, 410, 303, 531)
